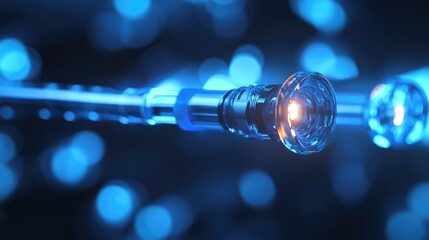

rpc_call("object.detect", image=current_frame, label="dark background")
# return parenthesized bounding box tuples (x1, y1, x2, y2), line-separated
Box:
(1, 0, 429, 239)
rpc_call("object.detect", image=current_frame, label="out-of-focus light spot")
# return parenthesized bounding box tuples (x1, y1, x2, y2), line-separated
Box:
(0, 38, 31, 81)
(386, 210, 425, 240)
(393, 105, 405, 126)
(0, 165, 17, 202)
(0, 106, 14, 120)
(292, 0, 347, 33)
(204, 0, 245, 19)
(300, 42, 358, 80)
(229, 53, 262, 86)
(332, 160, 368, 202)
(64, 111, 76, 122)
(212, 12, 248, 39)
(156, 79, 184, 91)
(213, 0, 236, 5)
(51, 147, 89, 186)
(70, 131, 105, 165)
(372, 135, 391, 148)
(235, 45, 265, 66)
(239, 170, 276, 208)
(158, 195, 194, 237)
(203, 74, 236, 90)
(134, 205, 172, 240)
(332, 56, 359, 80)
(96, 183, 135, 225)
(38, 108, 51, 120)
(87, 111, 100, 121)
(0, 132, 16, 163)
(408, 182, 429, 219)
(114, 0, 152, 20)
(198, 58, 228, 84)
(288, 100, 300, 121)
(89, 11, 160, 51)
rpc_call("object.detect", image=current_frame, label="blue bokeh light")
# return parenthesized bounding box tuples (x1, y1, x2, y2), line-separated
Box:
(203, 74, 236, 90)
(0, 164, 18, 202)
(51, 146, 89, 186)
(331, 160, 369, 202)
(96, 183, 135, 225)
(64, 111, 76, 122)
(70, 131, 105, 165)
(198, 58, 229, 84)
(158, 195, 194, 237)
(38, 108, 52, 120)
(300, 42, 358, 80)
(234, 45, 265, 66)
(89, 11, 161, 51)
(386, 210, 425, 240)
(0, 38, 31, 81)
(408, 182, 429, 219)
(0, 106, 15, 120)
(229, 53, 262, 86)
(114, 0, 152, 20)
(239, 170, 276, 208)
(291, 0, 347, 33)
(134, 205, 173, 240)
(0, 132, 16, 163)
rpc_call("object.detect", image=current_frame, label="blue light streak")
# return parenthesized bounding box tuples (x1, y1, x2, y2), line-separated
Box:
(408, 182, 429, 219)
(114, 0, 152, 20)
(0, 164, 17, 202)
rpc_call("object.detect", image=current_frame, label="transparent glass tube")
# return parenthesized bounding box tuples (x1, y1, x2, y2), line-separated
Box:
(335, 79, 428, 148)
(0, 71, 337, 154)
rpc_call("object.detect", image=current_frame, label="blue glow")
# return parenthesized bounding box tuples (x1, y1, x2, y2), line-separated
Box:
(70, 131, 105, 165)
(64, 111, 76, 122)
(372, 135, 391, 149)
(203, 74, 236, 90)
(87, 111, 100, 121)
(292, 0, 346, 33)
(300, 42, 359, 80)
(229, 53, 262, 86)
(212, 12, 248, 39)
(90, 11, 160, 51)
(204, 0, 245, 19)
(0, 106, 14, 120)
(332, 160, 368, 202)
(386, 211, 425, 240)
(301, 42, 336, 74)
(213, 0, 236, 5)
(239, 170, 276, 208)
(399, 67, 429, 144)
(198, 58, 228, 84)
(96, 183, 135, 225)
(0, 38, 31, 81)
(158, 195, 194, 237)
(114, 0, 152, 20)
(134, 205, 172, 240)
(38, 108, 51, 120)
(0, 132, 16, 163)
(367, 82, 428, 148)
(0, 164, 17, 202)
(235, 45, 265, 66)
(51, 147, 89, 186)
(156, 79, 184, 91)
(408, 182, 429, 219)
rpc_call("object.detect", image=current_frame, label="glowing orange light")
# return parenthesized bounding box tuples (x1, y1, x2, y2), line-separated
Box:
(288, 100, 300, 122)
